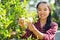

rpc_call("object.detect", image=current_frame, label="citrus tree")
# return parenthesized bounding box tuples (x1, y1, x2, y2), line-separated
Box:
(0, 0, 38, 40)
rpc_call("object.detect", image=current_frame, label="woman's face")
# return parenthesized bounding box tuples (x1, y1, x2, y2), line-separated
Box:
(37, 3, 50, 20)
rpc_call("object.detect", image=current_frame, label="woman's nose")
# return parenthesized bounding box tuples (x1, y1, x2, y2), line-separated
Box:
(40, 10, 44, 13)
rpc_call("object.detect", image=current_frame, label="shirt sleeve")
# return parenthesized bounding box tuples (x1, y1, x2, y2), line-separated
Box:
(43, 22, 58, 40)
(21, 28, 32, 39)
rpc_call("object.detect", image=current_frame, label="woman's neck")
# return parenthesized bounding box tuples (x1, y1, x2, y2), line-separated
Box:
(40, 18, 47, 27)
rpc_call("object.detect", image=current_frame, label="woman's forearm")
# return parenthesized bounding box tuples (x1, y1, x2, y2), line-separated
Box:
(32, 27, 44, 39)
(27, 22, 44, 39)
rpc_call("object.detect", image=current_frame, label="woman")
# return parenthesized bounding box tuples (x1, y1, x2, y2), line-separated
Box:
(19, 1, 58, 40)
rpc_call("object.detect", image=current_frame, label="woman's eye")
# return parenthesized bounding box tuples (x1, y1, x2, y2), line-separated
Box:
(44, 9, 47, 11)
(38, 9, 41, 11)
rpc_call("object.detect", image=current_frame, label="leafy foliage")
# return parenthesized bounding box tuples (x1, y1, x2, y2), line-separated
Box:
(0, 0, 38, 40)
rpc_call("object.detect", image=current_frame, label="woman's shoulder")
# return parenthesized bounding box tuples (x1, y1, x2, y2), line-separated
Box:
(51, 21, 58, 28)
(51, 22, 58, 26)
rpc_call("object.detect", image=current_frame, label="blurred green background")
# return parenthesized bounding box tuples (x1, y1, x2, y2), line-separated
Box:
(0, 0, 60, 40)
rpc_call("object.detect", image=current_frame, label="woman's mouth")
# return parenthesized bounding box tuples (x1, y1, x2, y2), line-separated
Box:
(40, 14, 45, 17)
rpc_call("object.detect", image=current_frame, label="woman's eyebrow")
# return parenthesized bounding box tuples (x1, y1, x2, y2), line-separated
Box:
(38, 7, 47, 10)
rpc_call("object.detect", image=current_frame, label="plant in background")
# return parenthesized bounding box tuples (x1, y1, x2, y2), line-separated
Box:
(0, 0, 38, 40)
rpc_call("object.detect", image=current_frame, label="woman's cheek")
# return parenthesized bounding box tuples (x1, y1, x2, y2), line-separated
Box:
(38, 13, 41, 18)
(44, 13, 49, 18)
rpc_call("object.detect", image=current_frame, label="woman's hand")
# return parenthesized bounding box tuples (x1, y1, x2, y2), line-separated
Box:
(19, 17, 35, 30)
(19, 17, 25, 28)
(27, 21, 36, 32)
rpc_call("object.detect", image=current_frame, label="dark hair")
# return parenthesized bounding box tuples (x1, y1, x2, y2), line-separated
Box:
(36, 1, 52, 33)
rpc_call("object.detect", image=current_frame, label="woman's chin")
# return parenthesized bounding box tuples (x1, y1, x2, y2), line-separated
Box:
(39, 17, 47, 20)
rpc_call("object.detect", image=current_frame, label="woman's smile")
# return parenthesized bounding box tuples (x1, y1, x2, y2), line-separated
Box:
(40, 14, 45, 17)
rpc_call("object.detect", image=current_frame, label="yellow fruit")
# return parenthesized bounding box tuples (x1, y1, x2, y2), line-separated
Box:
(25, 17, 33, 23)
